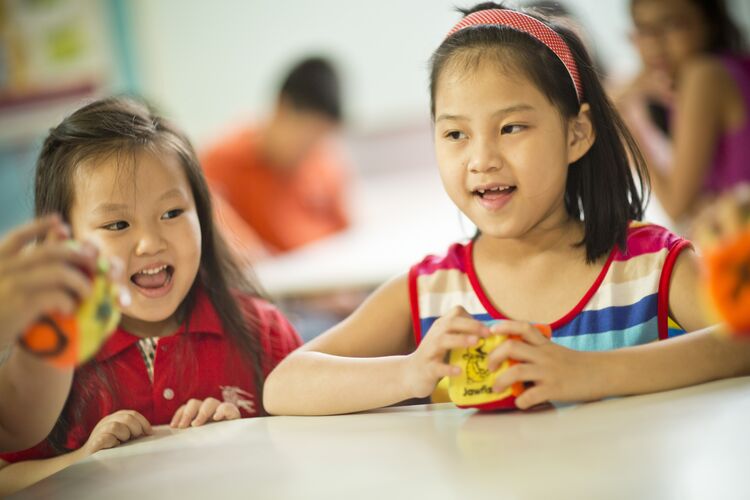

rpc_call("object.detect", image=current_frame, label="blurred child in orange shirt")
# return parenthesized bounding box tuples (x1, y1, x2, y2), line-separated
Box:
(202, 57, 349, 259)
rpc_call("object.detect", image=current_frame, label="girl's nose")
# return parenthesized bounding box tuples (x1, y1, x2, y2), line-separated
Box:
(135, 226, 167, 256)
(467, 136, 502, 173)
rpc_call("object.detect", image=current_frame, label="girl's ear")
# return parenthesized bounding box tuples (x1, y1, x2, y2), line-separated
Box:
(567, 103, 595, 164)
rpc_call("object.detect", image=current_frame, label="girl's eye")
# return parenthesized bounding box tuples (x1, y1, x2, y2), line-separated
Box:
(102, 221, 129, 231)
(161, 209, 184, 220)
(501, 124, 525, 135)
(445, 130, 466, 140)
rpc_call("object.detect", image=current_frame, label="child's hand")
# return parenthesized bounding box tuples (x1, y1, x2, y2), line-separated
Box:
(404, 306, 491, 399)
(169, 398, 241, 429)
(0, 215, 129, 348)
(486, 321, 597, 409)
(82, 410, 152, 456)
(692, 184, 750, 251)
(691, 184, 750, 335)
(0, 215, 92, 347)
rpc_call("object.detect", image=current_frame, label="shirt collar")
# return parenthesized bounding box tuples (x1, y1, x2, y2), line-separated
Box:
(94, 287, 224, 362)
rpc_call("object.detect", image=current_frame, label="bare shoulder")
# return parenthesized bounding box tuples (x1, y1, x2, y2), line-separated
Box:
(675, 55, 741, 136)
(680, 56, 735, 97)
(302, 274, 414, 357)
(668, 247, 714, 332)
(682, 55, 726, 78)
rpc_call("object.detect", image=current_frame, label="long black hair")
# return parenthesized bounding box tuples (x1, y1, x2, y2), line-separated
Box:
(35, 96, 270, 451)
(430, 2, 649, 262)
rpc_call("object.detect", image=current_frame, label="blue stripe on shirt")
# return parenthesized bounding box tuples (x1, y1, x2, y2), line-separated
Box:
(419, 294, 657, 340)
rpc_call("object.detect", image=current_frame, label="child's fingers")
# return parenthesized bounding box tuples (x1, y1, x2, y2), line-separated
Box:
(106, 421, 134, 442)
(137, 412, 153, 435)
(486, 339, 538, 372)
(191, 398, 221, 427)
(692, 206, 719, 250)
(125, 410, 153, 435)
(45, 219, 71, 242)
(16, 242, 98, 274)
(115, 412, 148, 439)
(21, 263, 93, 301)
(444, 305, 474, 319)
(491, 363, 540, 393)
(178, 399, 203, 428)
(734, 183, 750, 216)
(433, 361, 461, 380)
(170, 406, 185, 428)
(213, 402, 240, 421)
(514, 386, 548, 410)
(28, 289, 78, 319)
(439, 317, 491, 337)
(490, 321, 549, 346)
(93, 433, 121, 452)
(0, 215, 63, 258)
(438, 333, 479, 352)
(716, 195, 744, 238)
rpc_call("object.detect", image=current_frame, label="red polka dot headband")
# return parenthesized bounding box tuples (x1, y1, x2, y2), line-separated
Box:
(446, 9, 583, 103)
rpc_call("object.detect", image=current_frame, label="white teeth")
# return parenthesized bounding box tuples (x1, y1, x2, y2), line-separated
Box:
(139, 265, 167, 275)
(477, 186, 512, 194)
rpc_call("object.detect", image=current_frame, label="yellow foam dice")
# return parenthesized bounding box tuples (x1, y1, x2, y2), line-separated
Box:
(449, 322, 552, 410)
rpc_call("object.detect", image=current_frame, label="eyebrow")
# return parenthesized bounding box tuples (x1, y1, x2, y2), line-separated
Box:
(90, 189, 186, 216)
(436, 104, 535, 122)
(158, 188, 186, 202)
(91, 203, 130, 216)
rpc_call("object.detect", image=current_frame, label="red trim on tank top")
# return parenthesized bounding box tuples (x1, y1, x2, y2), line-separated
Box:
(464, 239, 617, 330)
(657, 240, 692, 340)
(408, 265, 423, 346)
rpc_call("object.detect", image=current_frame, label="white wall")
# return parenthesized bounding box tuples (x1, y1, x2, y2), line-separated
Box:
(130, 0, 645, 147)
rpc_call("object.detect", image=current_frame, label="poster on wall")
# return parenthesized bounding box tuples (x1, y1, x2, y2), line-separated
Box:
(0, 0, 116, 110)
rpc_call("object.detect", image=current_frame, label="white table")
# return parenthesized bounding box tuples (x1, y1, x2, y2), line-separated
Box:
(15, 377, 750, 500)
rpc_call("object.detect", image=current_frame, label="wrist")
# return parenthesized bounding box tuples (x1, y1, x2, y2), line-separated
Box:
(10, 347, 74, 392)
(70, 446, 92, 463)
(584, 350, 623, 400)
(397, 354, 420, 400)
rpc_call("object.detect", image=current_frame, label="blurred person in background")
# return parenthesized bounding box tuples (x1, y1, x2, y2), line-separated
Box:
(201, 56, 350, 262)
(617, 0, 750, 231)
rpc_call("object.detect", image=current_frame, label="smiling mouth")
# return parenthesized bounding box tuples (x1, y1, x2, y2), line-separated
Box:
(473, 186, 517, 199)
(130, 265, 174, 290)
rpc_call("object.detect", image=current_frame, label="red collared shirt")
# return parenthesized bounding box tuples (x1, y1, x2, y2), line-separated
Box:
(2, 289, 301, 463)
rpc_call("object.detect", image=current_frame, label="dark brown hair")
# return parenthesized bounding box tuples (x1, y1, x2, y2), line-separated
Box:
(35, 96, 269, 451)
(279, 56, 342, 122)
(430, 2, 649, 262)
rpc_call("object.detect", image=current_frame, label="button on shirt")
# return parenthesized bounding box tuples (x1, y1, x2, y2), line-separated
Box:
(1, 288, 302, 463)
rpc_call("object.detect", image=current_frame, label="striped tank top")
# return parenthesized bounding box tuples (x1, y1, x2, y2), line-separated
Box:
(408, 222, 692, 350)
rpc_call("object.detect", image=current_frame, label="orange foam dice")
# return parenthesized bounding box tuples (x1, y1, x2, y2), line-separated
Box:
(20, 256, 120, 367)
(706, 229, 750, 336)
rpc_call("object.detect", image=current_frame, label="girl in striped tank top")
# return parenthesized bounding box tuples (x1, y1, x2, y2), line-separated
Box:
(263, 2, 750, 416)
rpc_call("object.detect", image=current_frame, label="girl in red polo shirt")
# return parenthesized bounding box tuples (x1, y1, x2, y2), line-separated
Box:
(0, 97, 302, 495)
